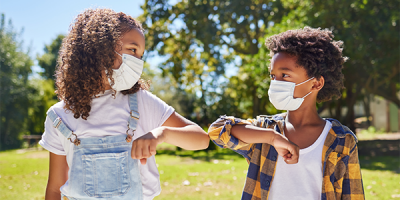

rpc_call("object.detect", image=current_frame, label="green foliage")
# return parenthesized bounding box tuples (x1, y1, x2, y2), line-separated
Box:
(284, 0, 400, 130)
(142, 0, 399, 132)
(36, 34, 64, 80)
(141, 0, 293, 123)
(0, 14, 34, 150)
(24, 34, 63, 137)
(26, 79, 57, 135)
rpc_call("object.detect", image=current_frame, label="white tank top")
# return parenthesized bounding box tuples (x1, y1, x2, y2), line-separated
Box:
(268, 120, 332, 200)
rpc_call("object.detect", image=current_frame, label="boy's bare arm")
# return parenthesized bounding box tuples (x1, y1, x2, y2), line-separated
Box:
(231, 124, 300, 164)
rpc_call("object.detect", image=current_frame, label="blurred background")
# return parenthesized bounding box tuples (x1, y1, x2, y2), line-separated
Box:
(1, 0, 399, 199)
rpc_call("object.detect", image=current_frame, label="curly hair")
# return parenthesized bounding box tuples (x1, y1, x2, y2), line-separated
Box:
(265, 27, 347, 103)
(55, 8, 148, 120)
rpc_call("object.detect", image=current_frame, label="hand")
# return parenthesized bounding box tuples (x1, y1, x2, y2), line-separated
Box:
(271, 133, 299, 164)
(131, 127, 165, 165)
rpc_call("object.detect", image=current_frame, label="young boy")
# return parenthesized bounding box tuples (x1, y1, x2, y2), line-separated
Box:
(209, 27, 364, 200)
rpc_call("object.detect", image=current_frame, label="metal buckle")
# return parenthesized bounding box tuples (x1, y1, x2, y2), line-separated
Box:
(130, 110, 139, 120)
(68, 132, 80, 146)
(54, 117, 62, 129)
(125, 124, 134, 143)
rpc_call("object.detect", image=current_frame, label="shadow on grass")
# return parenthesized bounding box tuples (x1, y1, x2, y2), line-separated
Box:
(357, 140, 400, 172)
(359, 155, 400, 173)
(156, 148, 244, 162)
(157, 140, 400, 173)
(358, 139, 400, 157)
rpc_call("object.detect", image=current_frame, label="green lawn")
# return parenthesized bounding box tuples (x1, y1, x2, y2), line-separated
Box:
(0, 149, 49, 200)
(1, 146, 399, 200)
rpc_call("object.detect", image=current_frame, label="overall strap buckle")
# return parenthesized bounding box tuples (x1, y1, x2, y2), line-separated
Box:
(126, 92, 140, 142)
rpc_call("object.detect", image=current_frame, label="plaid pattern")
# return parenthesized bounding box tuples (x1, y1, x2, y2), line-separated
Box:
(208, 113, 365, 200)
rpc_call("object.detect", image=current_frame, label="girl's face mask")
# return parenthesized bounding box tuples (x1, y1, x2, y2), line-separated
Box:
(267, 77, 314, 111)
(110, 52, 143, 91)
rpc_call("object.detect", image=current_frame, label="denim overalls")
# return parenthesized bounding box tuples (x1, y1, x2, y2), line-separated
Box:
(48, 93, 143, 200)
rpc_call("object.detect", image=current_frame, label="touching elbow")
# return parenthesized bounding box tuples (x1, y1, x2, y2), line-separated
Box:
(202, 136, 210, 149)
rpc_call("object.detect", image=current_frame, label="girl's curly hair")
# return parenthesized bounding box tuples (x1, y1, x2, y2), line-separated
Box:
(265, 27, 347, 103)
(55, 8, 148, 120)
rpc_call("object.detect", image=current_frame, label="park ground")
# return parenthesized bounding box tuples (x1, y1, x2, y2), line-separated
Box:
(1, 131, 399, 200)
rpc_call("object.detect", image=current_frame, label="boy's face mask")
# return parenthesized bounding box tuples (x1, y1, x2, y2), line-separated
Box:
(110, 52, 143, 91)
(268, 77, 314, 111)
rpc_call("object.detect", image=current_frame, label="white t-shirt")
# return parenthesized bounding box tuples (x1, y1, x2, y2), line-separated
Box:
(268, 120, 332, 200)
(39, 89, 174, 200)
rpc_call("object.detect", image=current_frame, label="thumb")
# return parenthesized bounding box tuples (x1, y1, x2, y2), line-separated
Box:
(140, 158, 147, 165)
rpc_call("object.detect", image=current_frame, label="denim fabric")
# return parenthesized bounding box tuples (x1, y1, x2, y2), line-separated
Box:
(62, 134, 143, 200)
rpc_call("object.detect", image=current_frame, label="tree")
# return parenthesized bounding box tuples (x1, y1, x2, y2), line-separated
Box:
(37, 34, 64, 80)
(140, 0, 291, 124)
(25, 35, 65, 137)
(0, 14, 34, 150)
(280, 0, 400, 131)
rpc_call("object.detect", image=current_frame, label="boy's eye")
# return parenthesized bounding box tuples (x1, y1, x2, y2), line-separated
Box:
(283, 73, 289, 78)
(131, 49, 136, 53)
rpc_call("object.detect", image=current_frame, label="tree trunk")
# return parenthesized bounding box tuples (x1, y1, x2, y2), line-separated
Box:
(345, 83, 360, 133)
(363, 94, 371, 126)
(335, 99, 342, 121)
(252, 87, 260, 117)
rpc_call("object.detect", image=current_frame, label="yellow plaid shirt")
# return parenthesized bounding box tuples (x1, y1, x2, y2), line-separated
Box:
(208, 113, 365, 200)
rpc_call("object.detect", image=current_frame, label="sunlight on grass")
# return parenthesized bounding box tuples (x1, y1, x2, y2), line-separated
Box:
(359, 156, 400, 200)
(154, 150, 248, 200)
(0, 150, 49, 200)
(1, 149, 399, 200)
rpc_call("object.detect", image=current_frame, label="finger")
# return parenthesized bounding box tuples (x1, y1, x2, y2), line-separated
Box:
(140, 158, 147, 165)
(283, 153, 297, 164)
(131, 140, 137, 159)
(287, 144, 300, 161)
(141, 140, 151, 158)
(149, 141, 157, 156)
(135, 140, 144, 159)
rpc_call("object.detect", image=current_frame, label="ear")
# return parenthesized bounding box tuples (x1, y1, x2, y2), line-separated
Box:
(311, 76, 325, 92)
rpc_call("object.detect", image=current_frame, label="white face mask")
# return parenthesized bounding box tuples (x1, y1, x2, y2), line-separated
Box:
(268, 77, 314, 111)
(110, 52, 144, 91)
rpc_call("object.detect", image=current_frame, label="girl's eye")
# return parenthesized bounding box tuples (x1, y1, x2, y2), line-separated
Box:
(131, 49, 136, 53)
(270, 74, 275, 79)
(283, 73, 289, 78)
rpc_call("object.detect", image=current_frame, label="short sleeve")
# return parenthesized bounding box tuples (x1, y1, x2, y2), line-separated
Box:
(39, 115, 66, 155)
(138, 90, 175, 131)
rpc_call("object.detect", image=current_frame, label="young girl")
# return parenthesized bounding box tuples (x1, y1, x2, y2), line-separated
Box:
(39, 8, 209, 200)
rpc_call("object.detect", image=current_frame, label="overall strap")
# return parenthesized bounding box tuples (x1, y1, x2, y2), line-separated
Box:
(47, 108, 74, 139)
(128, 92, 140, 131)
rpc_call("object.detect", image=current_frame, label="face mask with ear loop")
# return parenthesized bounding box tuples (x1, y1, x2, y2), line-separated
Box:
(267, 77, 315, 111)
(108, 51, 144, 91)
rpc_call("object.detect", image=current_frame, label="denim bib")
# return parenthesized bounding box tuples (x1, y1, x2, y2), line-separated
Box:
(48, 93, 143, 200)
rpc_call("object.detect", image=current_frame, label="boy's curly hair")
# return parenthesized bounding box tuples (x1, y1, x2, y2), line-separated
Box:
(265, 27, 347, 103)
(56, 8, 148, 120)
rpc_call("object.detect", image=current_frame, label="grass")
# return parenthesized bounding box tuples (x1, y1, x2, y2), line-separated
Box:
(0, 149, 49, 200)
(1, 145, 399, 200)
(356, 126, 388, 141)
(359, 156, 400, 199)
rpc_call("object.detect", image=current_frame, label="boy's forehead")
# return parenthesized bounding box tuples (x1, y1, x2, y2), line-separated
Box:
(270, 52, 297, 69)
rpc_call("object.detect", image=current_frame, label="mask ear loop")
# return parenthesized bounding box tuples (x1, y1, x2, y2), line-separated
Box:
(295, 77, 314, 99)
(295, 77, 315, 86)
(115, 51, 123, 57)
(302, 91, 313, 99)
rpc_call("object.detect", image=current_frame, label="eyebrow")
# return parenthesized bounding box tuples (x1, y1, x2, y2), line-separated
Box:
(129, 42, 141, 48)
(279, 67, 293, 72)
(270, 67, 293, 73)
